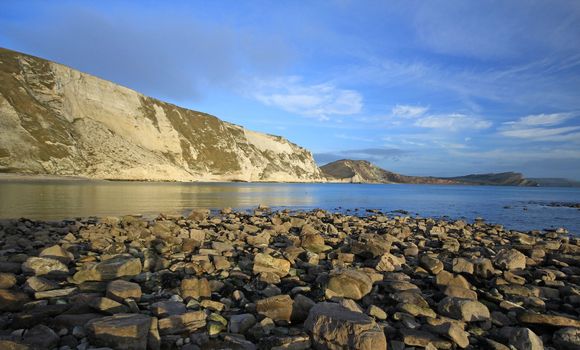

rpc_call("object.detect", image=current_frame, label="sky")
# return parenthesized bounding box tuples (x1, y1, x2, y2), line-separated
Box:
(1, 0, 580, 179)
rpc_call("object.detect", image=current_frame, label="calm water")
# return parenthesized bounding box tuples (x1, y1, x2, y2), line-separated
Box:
(0, 180, 579, 234)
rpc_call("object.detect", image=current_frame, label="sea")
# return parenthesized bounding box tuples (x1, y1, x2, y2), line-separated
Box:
(0, 180, 579, 235)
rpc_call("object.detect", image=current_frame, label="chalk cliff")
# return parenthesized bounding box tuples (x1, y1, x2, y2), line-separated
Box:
(0, 48, 323, 182)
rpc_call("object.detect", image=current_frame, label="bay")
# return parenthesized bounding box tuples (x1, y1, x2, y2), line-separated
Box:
(0, 180, 578, 234)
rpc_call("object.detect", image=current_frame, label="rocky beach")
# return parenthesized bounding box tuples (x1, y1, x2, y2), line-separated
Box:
(0, 208, 577, 350)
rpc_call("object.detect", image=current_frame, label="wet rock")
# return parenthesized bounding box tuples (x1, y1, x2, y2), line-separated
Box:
(438, 297, 490, 322)
(256, 295, 294, 322)
(325, 269, 373, 300)
(87, 313, 152, 350)
(305, 302, 387, 350)
(253, 253, 291, 277)
(494, 249, 527, 270)
(73, 256, 142, 283)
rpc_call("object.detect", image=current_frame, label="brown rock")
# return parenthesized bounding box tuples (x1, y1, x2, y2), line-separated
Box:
(106, 279, 142, 303)
(0, 289, 29, 312)
(437, 297, 490, 322)
(326, 269, 373, 300)
(494, 249, 526, 271)
(518, 312, 580, 328)
(157, 311, 206, 335)
(73, 256, 142, 283)
(253, 253, 291, 277)
(180, 277, 211, 300)
(0, 272, 17, 289)
(256, 295, 294, 322)
(87, 314, 152, 350)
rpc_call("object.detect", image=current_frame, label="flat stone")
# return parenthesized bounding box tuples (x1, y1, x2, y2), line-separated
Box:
(158, 311, 206, 335)
(106, 279, 142, 303)
(34, 287, 77, 299)
(23, 276, 59, 293)
(419, 255, 444, 275)
(452, 258, 474, 275)
(256, 295, 294, 322)
(253, 253, 291, 277)
(375, 253, 405, 272)
(326, 269, 373, 300)
(73, 256, 142, 283)
(437, 297, 490, 322)
(400, 329, 452, 349)
(305, 302, 387, 350)
(518, 312, 580, 328)
(86, 313, 152, 350)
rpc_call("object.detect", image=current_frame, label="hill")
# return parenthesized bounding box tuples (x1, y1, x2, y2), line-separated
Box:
(321, 159, 539, 186)
(0, 47, 323, 182)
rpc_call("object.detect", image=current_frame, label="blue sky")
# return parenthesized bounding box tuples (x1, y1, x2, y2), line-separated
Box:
(1, 1, 580, 179)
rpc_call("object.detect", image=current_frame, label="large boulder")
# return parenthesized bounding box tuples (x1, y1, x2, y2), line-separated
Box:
(305, 302, 387, 350)
(326, 269, 373, 300)
(73, 256, 142, 283)
(253, 253, 291, 277)
(86, 314, 152, 350)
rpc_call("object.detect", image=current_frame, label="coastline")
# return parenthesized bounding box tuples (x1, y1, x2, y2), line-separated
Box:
(0, 208, 577, 349)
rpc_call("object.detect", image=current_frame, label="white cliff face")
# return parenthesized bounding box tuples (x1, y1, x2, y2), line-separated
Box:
(0, 48, 324, 182)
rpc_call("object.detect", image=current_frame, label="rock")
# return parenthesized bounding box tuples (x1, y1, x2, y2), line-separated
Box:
(494, 249, 526, 270)
(291, 294, 316, 323)
(73, 256, 142, 283)
(157, 311, 206, 335)
(188, 208, 210, 221)
(518, 312, 580, 328)
(367, 305, 387, 320)
(253, 253, 291, 277)
(34, 286, 77, 299)
(106, 279, 142, 303)
(375, 253, 405, 272)
(256, 295, 294, 322)
(88, 297, 130, 314)
(326, 269, 373, 300)
(229, 313, 257, 334)
(23, 276, 58, 293)
(0, 272, 17, 289)
(399, 329, 452, 349)
(427, 320, 469, 348)
(247, 231, 271, 246)
(305, 302, 387, 350)
(86, 314, 152, 350)
(301, 233, 331, 253)
(0, 340, 31, 350)
(437, 297, 490, 322)
(21, 257, 69, 276)
(0, 289, 29, 312)
(150, 301, 187, 317)
(398, 302, 437, 318)
(553, 327, 580, 350)
(509, 327, 544, 350)
(39, 245, 74, 264)
(22, 324, 59, 349)
(180, 277, 211, 300)
(474, 258, 495, 278)
(350, 234, 392, 258)
(419, 255, 444, 274)
(452, 258, 474, 274)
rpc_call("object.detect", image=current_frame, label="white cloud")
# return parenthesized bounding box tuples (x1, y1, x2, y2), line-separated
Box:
(504, 113, 575, 127)
(414, 114, 492, 131)
(500, 112, 580, 142)
(247, 76, 363, 120)
(391, 104, 428, 118)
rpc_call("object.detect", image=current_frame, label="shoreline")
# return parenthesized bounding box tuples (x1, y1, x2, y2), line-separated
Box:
(0, 208, 578, 349)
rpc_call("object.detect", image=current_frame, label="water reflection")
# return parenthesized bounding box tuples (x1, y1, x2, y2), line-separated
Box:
(0, 180, 579, 234)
